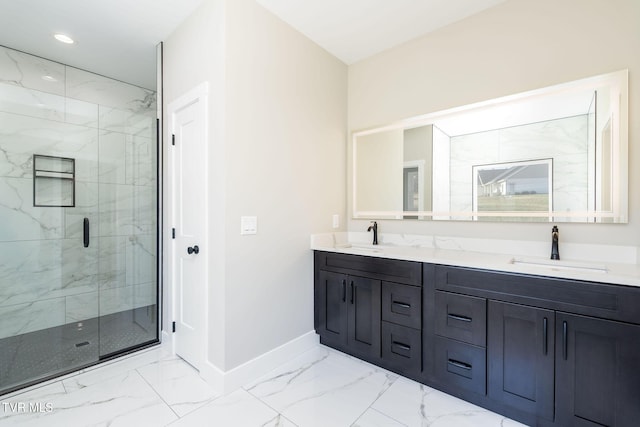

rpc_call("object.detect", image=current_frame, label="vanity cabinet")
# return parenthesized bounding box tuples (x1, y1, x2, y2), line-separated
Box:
(314, 251, 422, 372)
(314, 251, 640, 426)
(434, 264, 640, 426)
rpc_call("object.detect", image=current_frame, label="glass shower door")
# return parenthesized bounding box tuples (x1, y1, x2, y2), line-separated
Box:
(96, 109, 158, 359)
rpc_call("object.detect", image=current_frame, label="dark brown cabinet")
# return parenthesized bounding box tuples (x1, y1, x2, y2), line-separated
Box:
(316, 270, 381, 361)
(381, 281, 422, 375)
(433, 291, 487, 395)
(315, 253, 640, 427)
(555, 313, 640, 427)
(434, 264, 640, 426)
(488, 301, 555, 420)
(314, 251, 422, 372)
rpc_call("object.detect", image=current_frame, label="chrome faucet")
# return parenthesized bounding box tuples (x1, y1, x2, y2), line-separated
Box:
(367, 221, 378, 245)
(551, 225, 560, 260)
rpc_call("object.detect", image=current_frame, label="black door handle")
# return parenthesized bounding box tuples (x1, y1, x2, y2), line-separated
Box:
(83, 218, 90, 248)
(563, 320, 568, 360)
(350, 281, 354, 304)
(187, 245, 200, 255)
(543, 317, 548, 355)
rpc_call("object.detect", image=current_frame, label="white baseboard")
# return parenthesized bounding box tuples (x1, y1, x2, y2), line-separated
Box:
(198, 331, 319, 395)
(199, 360, 226, 395)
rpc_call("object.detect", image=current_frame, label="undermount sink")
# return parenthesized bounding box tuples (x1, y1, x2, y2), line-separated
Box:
(510, 257, 608, 274)
(336, 243, 387, 253)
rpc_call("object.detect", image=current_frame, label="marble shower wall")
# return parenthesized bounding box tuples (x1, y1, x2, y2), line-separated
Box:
(448, 115, 589, 219)
(0, 46, 157, 339)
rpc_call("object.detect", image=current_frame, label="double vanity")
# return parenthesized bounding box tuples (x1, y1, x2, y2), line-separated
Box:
(312, 234, 640, 427)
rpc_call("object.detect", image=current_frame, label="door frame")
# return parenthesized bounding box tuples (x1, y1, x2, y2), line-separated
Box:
(165, 81, 209, 368)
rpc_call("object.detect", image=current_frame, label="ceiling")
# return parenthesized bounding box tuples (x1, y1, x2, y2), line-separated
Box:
(255, 0, 507, 64)
(0, 0, 506, 90)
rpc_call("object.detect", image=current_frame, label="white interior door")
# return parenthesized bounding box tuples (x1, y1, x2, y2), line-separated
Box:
(169, 84, 208, 371)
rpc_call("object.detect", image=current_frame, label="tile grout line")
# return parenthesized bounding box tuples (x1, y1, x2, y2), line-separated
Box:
(133, 365, 181, 422)
(134, 357, 223, 423)
(348, 374, 405, 427)
(244, 386, 296, 426)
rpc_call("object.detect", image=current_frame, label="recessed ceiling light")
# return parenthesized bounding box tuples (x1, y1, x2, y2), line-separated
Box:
(54, 33, 74, 44)
(41, 75, 57, 82)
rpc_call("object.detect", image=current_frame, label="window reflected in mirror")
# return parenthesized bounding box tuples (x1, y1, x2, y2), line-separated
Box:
(473, 159, 552, 222)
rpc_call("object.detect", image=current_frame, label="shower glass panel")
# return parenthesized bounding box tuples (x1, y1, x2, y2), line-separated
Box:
(0, 45, 158, 394)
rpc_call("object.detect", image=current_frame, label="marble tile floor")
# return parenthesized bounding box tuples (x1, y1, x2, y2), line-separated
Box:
(0, 343, 527, 427)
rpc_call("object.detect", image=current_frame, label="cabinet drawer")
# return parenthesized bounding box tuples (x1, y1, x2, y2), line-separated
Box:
(435, 265, 640, 324)
(434, 336, 486, 395)
(381, 322, 421, 375)
(382, 282, 421, 329)
(435, 291, 486, 347)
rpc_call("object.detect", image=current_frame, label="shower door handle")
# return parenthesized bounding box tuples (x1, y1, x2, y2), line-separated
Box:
(83, 218, 90, 248)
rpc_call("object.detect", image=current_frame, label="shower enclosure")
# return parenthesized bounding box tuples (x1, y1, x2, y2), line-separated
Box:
(0, 45, 159, 394)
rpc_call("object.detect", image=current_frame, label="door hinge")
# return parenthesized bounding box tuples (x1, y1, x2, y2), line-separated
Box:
(172, 321, 176, 333)
(172, 228, 175, 239)
(172, 134, 175, 146)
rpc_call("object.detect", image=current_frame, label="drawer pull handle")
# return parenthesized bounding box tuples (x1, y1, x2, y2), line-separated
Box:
(392, 341, 411, 351)
(392, 301, 411, 309)
(447, 313, 472, 323)
(448, 359, 472, 370)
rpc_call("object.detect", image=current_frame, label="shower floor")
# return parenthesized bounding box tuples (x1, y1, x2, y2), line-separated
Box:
(0, 305, 158, 395)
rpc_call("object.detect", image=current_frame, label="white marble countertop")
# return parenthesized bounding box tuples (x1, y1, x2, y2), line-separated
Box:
(311, 232, 640, 288)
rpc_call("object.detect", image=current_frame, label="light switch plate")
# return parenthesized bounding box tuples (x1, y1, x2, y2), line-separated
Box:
(332, 214, 339, 229)
(240, 216, 257, 235)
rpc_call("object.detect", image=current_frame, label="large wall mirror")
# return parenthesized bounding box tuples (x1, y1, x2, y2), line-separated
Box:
(353, 70, 628, 223)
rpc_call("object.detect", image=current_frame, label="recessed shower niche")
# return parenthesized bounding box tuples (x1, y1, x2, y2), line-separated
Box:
(0, 45, 159, 394)
(33, 154, 76, 207)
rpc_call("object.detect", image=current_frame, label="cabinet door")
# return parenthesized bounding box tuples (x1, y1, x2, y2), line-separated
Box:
(347, 276, 381, 359)
(317, 271, 348, 348)
(488, 301, 554, 420)
(556, 313, 640, 427)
